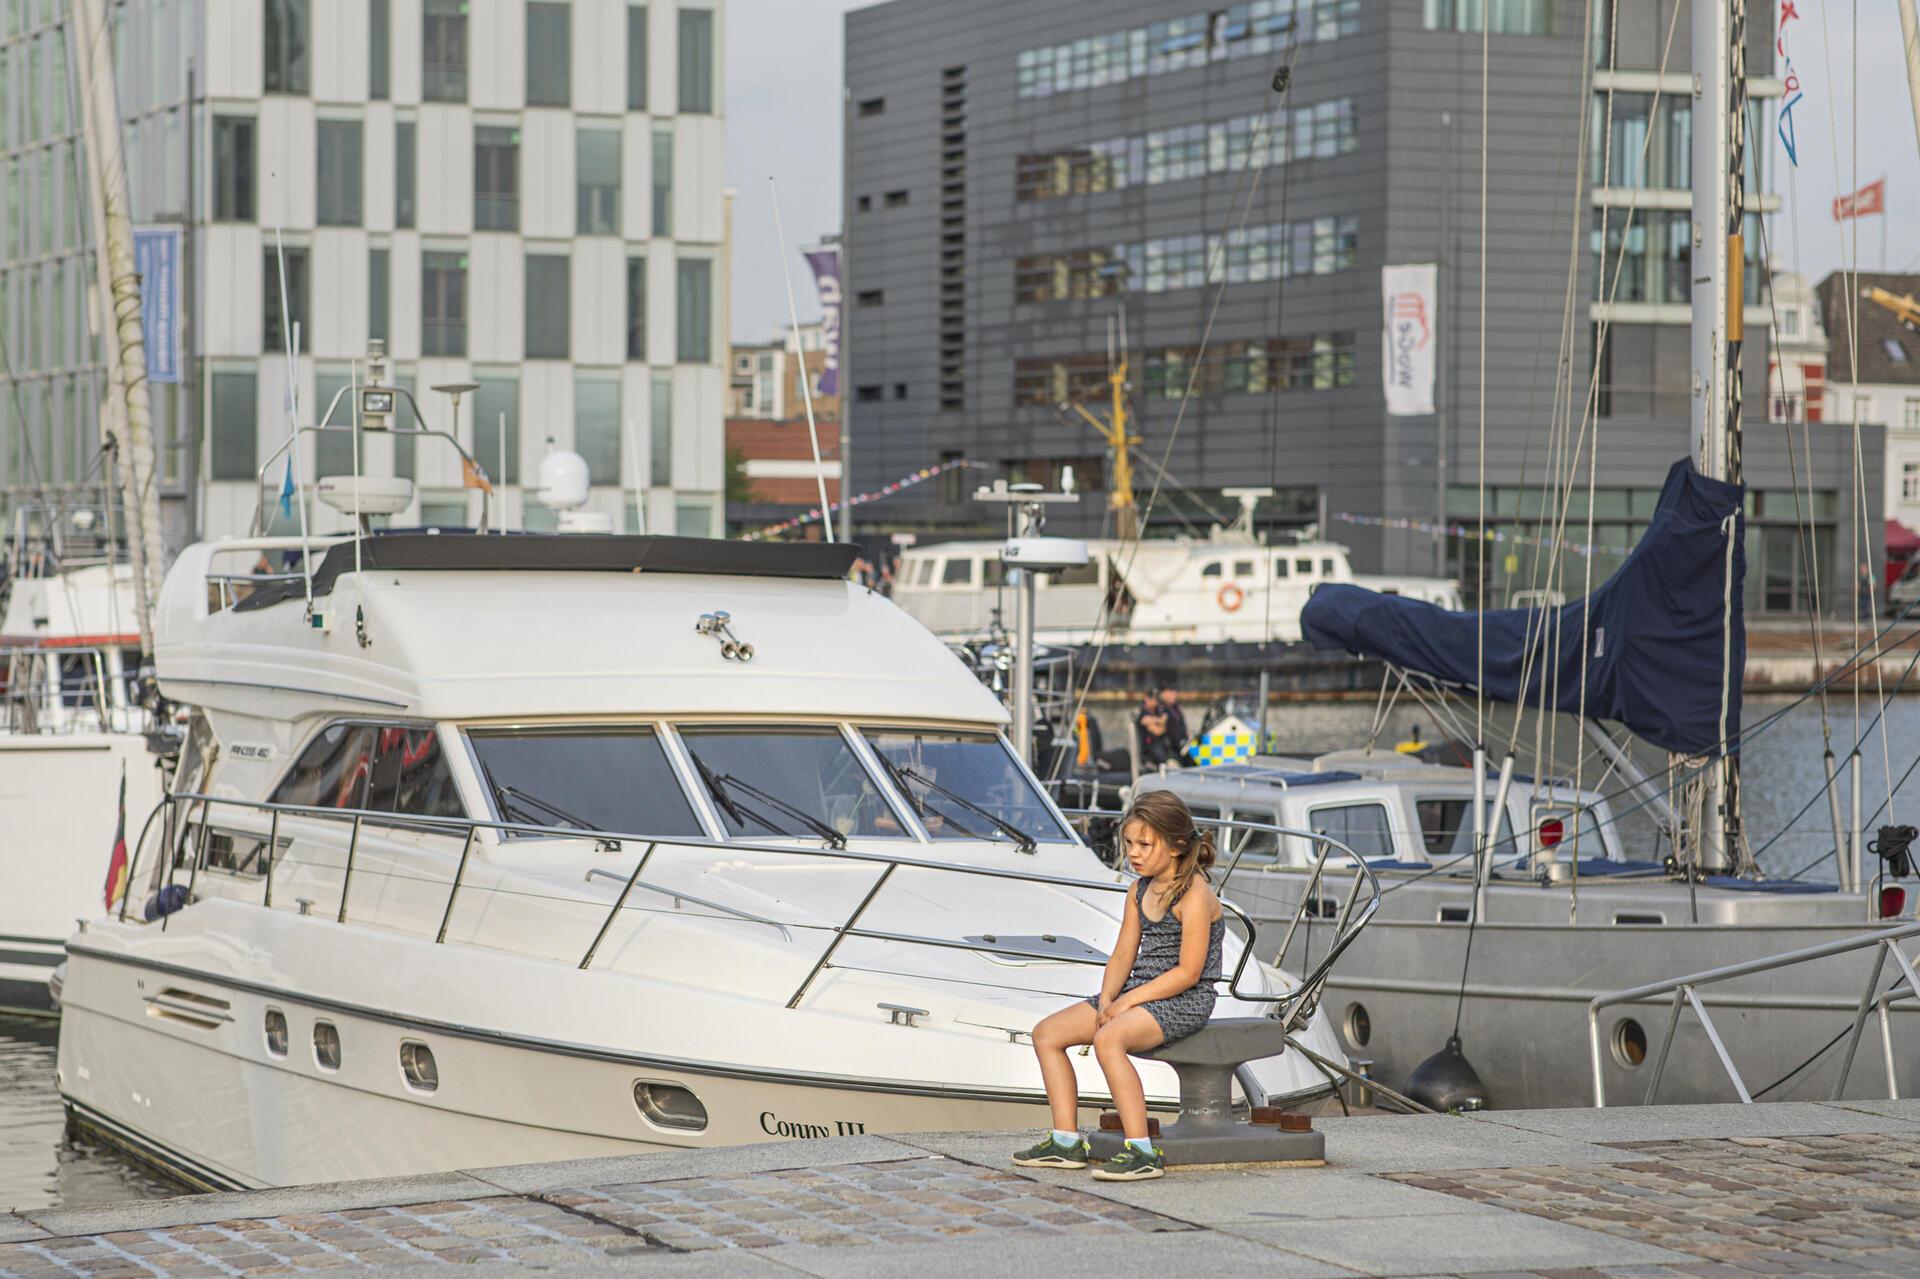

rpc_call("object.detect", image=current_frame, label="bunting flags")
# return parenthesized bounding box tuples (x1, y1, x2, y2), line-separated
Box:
(1776, 0, 1806, 167)
(1332, 512, 1635, 558)
(741, 460, 971, 541)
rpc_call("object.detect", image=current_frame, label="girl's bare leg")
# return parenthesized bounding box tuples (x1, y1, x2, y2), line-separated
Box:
(1092, 1007, 1166, 1141)
(1031, 1003, 1100, 1132)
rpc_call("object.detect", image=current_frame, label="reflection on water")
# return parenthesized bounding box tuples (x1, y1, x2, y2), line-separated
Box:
(2, 695, 1914, 1207)
(0, 1015, 183, 1210)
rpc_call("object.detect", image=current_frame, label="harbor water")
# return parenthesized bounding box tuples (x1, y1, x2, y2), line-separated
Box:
(3, 694, 1916, 1208)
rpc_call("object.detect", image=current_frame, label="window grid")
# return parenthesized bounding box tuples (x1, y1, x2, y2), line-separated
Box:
(1014, 333, 1356, 406)
(1015, 216, 1359, 303)
(475, 126, 519, 232)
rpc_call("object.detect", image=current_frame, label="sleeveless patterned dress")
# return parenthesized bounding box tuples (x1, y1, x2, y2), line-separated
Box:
(1087, 878, 1225, 1041)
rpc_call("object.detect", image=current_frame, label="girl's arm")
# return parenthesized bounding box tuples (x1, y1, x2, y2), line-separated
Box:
(1110, 883, 1217, 1012)
(1098, 895, 1143, 1010)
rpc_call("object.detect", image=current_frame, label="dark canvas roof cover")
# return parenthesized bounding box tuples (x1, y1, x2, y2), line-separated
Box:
(1301, 459, 1745, 756)
(236, 533, 859, 612)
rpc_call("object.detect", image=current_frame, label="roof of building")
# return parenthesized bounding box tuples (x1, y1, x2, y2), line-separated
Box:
(1816, 271, 1920, 386)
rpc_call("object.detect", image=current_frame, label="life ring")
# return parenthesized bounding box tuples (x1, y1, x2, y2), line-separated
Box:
(1216, 582, 1245, 612)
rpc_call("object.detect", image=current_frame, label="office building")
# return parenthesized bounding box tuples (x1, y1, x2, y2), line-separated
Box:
(0, 0, 728, 547)
(843, 0, 1880, 613)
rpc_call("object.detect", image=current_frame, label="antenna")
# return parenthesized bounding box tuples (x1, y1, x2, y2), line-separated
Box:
(273, 227, 315, 614)
(349, 358, 363, 580)
(769, 176, 835, 542)
(625, 416, 647, 534)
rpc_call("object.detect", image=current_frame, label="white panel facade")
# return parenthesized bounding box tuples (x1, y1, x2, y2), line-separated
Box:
(364, 105, 396, 231)
(519, 113, 575, 240)
(203, 0, 263, 99)
(572, 240, 625, 367)
(256, 98, 318, 229)
(311, 229, 370, 358)
(468, 236, 525, 364)
(312, 0, 372, 104)
(415, 106, 474, 235)
(390, 0, 424, 105)
(469, 0, 525, 111)
(573, 0, 624, 116)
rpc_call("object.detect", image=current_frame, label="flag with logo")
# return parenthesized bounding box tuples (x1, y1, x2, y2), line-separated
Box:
(1381, 264, 1437, 416)
(103, 765, 129, 912)
(1832, 179, 1885, 221)
(462, 455, 493, 495)
(804, 248, 842, 397)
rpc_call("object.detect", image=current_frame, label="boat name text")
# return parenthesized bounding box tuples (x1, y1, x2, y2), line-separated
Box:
(759, 1111, 866, 1140)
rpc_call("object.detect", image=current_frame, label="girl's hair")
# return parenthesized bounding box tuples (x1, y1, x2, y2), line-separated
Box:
(1123, 789, 1216, 905)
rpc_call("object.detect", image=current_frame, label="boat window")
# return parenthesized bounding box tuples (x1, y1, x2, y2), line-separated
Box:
(466, 727, 703, 838)
(273, 722, 463, 820)
(941, 558, 974, 586)
(1416, 797, 1517, 860)
(1321, 557, 1336, 576)
(1233, 560, 1254, 577)
(863, 730, 1070, 844)
(1052, 559, 1100, 586)
(679, 727, 894, 840)
(1223, 808, 1279, 867)
(1294, 557, 1314, 576)
(915, 558, 936, 586)
(1201, 561, 1222, 578)
(982, 558, 1006, 587)
(1308, 802, 1394, 859)
(1274, 559, 1290, 578)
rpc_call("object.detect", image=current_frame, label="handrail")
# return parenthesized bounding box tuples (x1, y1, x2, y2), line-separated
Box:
(583, 864, 792, 944)
(123, 791, 1379, 1030)
(1587, 919, 1920, 1106)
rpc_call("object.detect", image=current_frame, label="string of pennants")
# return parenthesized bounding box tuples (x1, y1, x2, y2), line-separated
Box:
(1332, 512, 1636, 558)
(741, 460, 973, 542)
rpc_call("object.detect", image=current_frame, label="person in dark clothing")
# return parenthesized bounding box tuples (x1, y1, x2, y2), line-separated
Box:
(1134, 690, 1172, 768)
(1156, 686, 1192, 766)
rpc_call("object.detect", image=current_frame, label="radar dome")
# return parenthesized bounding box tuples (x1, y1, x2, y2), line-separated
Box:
(536, 448, 590, 510)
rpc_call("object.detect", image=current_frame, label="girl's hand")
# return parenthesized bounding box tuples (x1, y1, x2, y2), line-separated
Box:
(1099, 993, 1135, 1026)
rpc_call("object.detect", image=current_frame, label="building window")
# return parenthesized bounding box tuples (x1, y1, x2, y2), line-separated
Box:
(1014, 333, 1356, 406)
(892, 383, 908, 399)
(884, 189, 909, 207)
(1423, 0, 1553, 34)
(1906, 398, 1920, 431)
(474, 126, 520, 231)
(369, 247, 389, 344)
(575, 373, 621, 483)
(1903, 463, 1920, 503)
(422, 250, 467, 356)
(370, 0, 390, 99)
(856, 195, 871, 213)
(626, 256, 647, 361)
(1015, 5, 1360, 101)
(1780, 307, 1800, 337)
(391, 365, 419, 479)
(525, 251, 570, 359)
(264, 0, 311, 95)
(315, 366, 358, 475)
(1016, 215, 1360, 304)
(263, 246, 309, 354)
(395, 120, 416, 228)
(675, 499, 713, 538)
(316, 120, 363, 226)
(628, 5, 649, 110)
(676, 258, 712, 363)
(650, 371, 672, 486)
(677, 8, 714, 113)
(856, 385, 882, 403)
(213, 117, 255, 222)
(210, 368, 258, 481)
(857, 97, 885, 116)
(423, 0, 468, 102)
(856, 289, 884, 306)
(527, 2, 570, 106)
(474, 373, 520, 485)
(577, 128, 620, 235)
(651, 125, 673, 235)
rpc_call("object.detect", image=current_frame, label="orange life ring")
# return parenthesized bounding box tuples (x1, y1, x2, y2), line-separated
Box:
(1216, 582, 1245, 612)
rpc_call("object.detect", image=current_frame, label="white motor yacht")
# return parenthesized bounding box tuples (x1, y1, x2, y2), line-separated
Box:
(2, 543, 167, 1013)
(55, 526, 1359, 1191)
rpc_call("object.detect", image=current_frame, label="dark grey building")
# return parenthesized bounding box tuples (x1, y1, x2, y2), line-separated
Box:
(842, 0, 1879, 614)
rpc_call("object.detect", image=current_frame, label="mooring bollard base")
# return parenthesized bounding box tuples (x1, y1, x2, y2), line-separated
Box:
(1087, 1122, 1326, 1167)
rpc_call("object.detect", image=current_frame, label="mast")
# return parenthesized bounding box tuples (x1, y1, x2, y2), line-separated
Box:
(1688, 0, 1745, 871)
(70, 0, 166, 658)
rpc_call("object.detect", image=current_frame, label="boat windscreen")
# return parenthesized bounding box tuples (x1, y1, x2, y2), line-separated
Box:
(678, 727, 896, 841)
(863, 730, 1070, 845)
(466, 727, 705, 838)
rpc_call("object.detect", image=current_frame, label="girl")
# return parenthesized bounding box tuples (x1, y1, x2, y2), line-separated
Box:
(1014, 790, 1223, 1181)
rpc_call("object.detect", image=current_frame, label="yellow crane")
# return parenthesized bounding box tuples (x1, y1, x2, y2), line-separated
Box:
(1062, 349, 1141, 541)
(1866, 285, 1920, 331)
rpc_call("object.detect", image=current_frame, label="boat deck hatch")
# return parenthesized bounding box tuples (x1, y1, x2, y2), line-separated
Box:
(965, 934, 1107, 964)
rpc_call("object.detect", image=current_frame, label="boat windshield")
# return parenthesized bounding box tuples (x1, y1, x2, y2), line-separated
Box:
(678, 727, 897, 841)
(862, 730, 1070, 845)
(467, 727, 705, 838)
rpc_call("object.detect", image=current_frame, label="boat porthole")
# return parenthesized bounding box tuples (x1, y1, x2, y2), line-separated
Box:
(264, 1009, 289, 1057)
(313, 1020, 342, 1071)
(633, 1081, 708, 1132)
(400, 1041, 438, 1092)
(1611, 1018, 1647, 1069)
(1343, 1002, 1372, 1049)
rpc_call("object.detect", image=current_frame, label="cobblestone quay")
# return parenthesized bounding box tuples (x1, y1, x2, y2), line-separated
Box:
(5, 1101, 1920, 1277)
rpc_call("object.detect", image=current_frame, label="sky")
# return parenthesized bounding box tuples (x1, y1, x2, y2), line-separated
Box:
(723, 0, 1920, 342)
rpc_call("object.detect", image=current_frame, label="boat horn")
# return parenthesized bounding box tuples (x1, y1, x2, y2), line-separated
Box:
(1404, 1033, 1489, 1113)
(695, 611, 755, 663)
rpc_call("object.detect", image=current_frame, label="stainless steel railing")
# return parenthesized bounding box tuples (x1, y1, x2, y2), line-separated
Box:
(124, 791, 1378, 1028)
(1587, 920, 1920, 1106)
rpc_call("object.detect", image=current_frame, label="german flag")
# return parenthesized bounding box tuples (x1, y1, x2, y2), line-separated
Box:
(103, 765, 129, 912)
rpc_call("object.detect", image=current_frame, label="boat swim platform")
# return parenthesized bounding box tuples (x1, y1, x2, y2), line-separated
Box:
(8, 1101, 1920, 1277)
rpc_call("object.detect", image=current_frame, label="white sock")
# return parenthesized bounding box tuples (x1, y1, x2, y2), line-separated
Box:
(1051, 1128, 1080, 1147)
(1126, 1136, 1154, 1154)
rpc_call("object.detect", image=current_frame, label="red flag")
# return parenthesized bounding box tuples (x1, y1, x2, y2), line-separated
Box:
(1833, 179, 1886, 221)
(103, 765, 129, 911)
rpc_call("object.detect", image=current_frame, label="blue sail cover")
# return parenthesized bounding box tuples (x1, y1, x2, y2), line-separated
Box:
(1302, 459, 1744, 756)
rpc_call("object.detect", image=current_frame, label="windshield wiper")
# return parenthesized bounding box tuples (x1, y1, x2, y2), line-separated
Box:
(867, 752, 986, 840)
(895, 766, 1038, 853)
(496, 784, 594, 831)
(686, 752, 847, 849)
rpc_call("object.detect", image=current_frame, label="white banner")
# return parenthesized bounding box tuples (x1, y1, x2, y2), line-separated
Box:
(1381, 264, 1437, 416)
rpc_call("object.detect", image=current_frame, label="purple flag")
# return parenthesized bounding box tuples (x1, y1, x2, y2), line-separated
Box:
(804, 248, 842, 397)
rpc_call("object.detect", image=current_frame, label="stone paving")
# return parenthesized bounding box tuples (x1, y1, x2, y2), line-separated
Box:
(2, 1101, 1918, 1277)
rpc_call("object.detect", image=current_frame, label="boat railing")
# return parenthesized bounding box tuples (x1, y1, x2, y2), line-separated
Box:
(1587, 920, 1920, 1106)
(123, 791, 1378, 1029)
(1, 642, 138, 734)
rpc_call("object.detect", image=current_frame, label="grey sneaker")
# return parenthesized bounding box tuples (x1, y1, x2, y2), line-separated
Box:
(1092, 1143, 1166, 1180)
(1012, 1133, 1091, 1168)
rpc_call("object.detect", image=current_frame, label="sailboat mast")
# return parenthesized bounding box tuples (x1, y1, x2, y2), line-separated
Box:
(1688, 0, 1745, 870)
